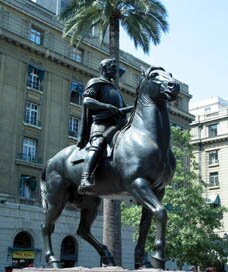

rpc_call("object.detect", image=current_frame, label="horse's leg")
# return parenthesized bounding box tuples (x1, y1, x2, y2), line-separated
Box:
(130, 178, 167, 269)
(134, 207, 153, 269)
(134, 189, 165, 269)
(41, 175, 68, 268)
(77, 197, 115, 266)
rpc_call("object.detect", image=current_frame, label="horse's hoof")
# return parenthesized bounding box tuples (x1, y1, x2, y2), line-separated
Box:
(102, 263, 116, 267)
(101, 249, 116, 266)
(101, 255, 116, 266)
(151, 255, 165, 269)
(135, 262, 152, 269)
(78, 184, 94, 194)
(49, 261, 61, 268)
(102, 259, 116, 267)
(135, 254, 152, 269)
(48, 256, 61, 268)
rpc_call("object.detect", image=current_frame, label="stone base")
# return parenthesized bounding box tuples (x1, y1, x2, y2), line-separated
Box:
(12, 266, 182, 272)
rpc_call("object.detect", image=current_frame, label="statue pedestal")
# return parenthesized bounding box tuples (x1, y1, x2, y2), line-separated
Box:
(12, 266, 182, 272)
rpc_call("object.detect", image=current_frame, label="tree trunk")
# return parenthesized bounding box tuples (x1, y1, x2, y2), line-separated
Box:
(103, 199, 122, 266)
(109, 12, 120, 85)
(103, 13, 122, 266)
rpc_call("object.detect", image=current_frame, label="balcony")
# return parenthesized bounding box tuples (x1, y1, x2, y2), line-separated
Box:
(207, 182, 220, 190)
(191, 109, 228, 125)
(27, 79, 43, 92)
(16, 153, 43, 164)
(191, 133, 228, 145)
(68, 130, 78, 139)
(208, 159, 219, 167)
(24, 118, 42, 128)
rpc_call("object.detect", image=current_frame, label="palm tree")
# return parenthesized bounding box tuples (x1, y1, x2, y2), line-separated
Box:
(60, 0, 169, 266)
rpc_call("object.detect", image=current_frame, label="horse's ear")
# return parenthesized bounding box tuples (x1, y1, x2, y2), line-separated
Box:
(141, 66, 146, 77)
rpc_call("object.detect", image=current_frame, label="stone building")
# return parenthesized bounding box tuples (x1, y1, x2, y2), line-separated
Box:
(190, 97, 228, 240)
(0, 0, 193, 270)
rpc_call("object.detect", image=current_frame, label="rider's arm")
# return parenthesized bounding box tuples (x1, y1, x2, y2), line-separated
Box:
(83, 97, 118, 113)
(83, 85, 120, 115)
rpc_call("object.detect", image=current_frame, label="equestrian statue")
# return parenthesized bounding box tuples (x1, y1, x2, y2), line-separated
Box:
(40, 58, 180, 269)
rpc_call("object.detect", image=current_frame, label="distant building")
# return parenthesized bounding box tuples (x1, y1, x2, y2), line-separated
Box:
(0, 0, 193, 270)
(29, 0, 73, 15)
(190, 96, 228, 239)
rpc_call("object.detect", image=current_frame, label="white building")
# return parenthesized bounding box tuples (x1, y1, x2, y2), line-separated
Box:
(190, 97, 228, 239)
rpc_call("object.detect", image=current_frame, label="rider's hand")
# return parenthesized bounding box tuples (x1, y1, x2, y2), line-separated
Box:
(77, 137, 85, 149)
(108, 105, 120, 115)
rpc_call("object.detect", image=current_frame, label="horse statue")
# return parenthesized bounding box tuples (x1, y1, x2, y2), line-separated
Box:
(40, 66, 180, 269)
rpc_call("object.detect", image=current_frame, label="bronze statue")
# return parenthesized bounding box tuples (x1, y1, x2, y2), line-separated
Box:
(40, 65, 180, 269)
(77, 58, 131, 194)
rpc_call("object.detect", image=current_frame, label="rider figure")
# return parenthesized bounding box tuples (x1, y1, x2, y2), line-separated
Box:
(77, 58, 131, 194)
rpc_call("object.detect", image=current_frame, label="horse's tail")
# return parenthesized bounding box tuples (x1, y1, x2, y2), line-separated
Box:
(40, 165, 48, 211)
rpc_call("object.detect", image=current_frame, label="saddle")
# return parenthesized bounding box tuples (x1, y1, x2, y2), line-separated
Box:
(71, 125, 128, 165)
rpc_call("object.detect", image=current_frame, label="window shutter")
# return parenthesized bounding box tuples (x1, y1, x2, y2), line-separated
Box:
(70, 82, 84, 96)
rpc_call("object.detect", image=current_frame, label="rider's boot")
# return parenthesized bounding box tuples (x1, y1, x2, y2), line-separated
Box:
(78, 145, 103, 194)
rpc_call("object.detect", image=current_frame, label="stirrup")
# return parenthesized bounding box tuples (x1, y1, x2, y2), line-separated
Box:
(78, 174, 94, 194)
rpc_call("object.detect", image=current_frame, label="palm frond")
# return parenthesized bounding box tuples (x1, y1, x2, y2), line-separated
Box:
(74, 18, 103, 48)
(140, 0, 169, 32)
(97, 1, 114, 46)
(121, 14, 150, 53)
(62, 5, 103, 45)
(98, 19, 110, 46)
(60, 0, 96, 20)
(120, 0, 168, 52)
(60, 0, 169, 52)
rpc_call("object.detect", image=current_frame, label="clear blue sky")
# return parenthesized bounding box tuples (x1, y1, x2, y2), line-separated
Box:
(120, 0, 228, 105)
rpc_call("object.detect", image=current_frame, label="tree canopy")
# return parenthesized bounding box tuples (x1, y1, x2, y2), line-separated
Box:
(122, 127, 228, 270)
(60, 0, 169, 54)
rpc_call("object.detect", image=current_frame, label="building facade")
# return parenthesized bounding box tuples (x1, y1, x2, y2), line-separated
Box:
(0, 0, 193, 270)
(190, 97, 228, 240)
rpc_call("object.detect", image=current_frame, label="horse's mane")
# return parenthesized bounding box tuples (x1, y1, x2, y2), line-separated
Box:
(125, 66, 166, 128)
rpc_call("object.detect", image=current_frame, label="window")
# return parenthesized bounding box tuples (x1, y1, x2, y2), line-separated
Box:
(13, 231, 33, 248)
(60, 0, 72, 14)
(29, 24, 43, 45)
(208, 150, 218, 165)
(206, 194, 221, 207)
(70, 81, 83, 105)
(208, 124, 217, 137)
(119, 67, 126, 78)
(71, 47, 83, 63)
(22, 138, 37, 162)
(1, 8, 9, 27)
(60, 236, 78, 268)
(209, 172, 219, 187)
(69, 116, 79, 138)
(204, 107, 211, 114)
(24, 102, 40, 127)
(27, 65, 44, 91)
(19, 175, 37, 199)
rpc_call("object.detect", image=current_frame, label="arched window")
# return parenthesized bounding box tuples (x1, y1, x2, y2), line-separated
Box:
(60, 236, 78, 268)
(12, 231, 34, 268)
(13, 231, 33, 248)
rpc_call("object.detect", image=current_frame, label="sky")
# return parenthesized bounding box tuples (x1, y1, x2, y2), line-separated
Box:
(120, 0, 228, 106)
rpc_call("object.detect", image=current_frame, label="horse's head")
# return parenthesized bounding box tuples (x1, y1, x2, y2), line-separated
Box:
(138, 67, 180, 101)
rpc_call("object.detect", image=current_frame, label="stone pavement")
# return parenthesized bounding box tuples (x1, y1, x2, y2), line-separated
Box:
(13, 266, 183, 272)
